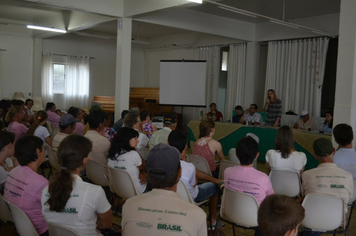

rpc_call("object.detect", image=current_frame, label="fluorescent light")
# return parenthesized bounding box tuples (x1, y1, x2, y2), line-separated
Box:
(269, 20, 299, 29)
(218, 6, 257, 18)
(27, 25, 66, 33)
(187, 0, 203, 3)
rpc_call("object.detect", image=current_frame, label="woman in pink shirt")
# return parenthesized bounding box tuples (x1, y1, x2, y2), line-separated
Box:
(45, 102, 60, 127)
(5, 105, 28, 139)
(69, 107, 85, 135)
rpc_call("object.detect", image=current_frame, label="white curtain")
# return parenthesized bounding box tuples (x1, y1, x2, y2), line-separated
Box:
(41, 54, 53, 104)
(225, 43, 247, 120)
(265, 37, 329, 116)
(65, 56, 90, 108)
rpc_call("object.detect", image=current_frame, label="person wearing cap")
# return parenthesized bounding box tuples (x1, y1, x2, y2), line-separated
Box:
(52, 113, 76, 149)
(301, 138, 353, 217)
(239, 104, 263, 125)
(148, 113, 177, 150)
(206, 103, 223, 121)
(333, 124, 356, 180)
(293, 110, 314, 130)
(231, 105, 243, 123)
(122, 143, 207, 236)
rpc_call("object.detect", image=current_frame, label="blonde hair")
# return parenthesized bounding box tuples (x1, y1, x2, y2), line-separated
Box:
(27, 110, 48, 135)
(267, 89, 278, 103)
(5, 105, 23, 124)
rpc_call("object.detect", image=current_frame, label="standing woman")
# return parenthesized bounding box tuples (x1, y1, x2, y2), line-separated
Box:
(45, 102, 60, 127)
(5, 105, 28, 139)
(265, 125, 307, 176)
(264, 89, 282, 127)
(26, 110, 52, 147)
(42, 135, 113, 236)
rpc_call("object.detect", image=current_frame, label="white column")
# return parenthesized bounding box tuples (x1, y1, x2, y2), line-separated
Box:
(244, 41, 259, 107)
(32, 38, 42, 97)
(115, 18, 132, 121)
(333, 0, 356, 147)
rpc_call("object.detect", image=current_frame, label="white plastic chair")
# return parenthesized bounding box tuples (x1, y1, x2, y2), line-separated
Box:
(47, 221, 80, 236)
(214, 188, 259, 236)
(218, 159, 239, 180)
(108, 166, 138, 200)
(32, 96, 43, 112)
(13, 92, 24, 99)
(0, 195, 13, 230)
(187, 154, 212, 176)
(190, 141, 196, 153)
(50, 126, 60, 141)
(4, 199, 39, 236)
(45, 143, 59, 178)
(86, 159, 109, 187)
(301, 193, 345, 234)
(46, 121, 54, 135)
(269, 170, 301, 198)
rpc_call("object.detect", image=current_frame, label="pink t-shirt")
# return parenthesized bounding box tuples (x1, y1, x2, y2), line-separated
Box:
(73, 122, 85, 135)
(4, 165, 49, 234)
(224, 165, 274, 205)
(46, 110, 60, 127)
(8, 121, 28, 139)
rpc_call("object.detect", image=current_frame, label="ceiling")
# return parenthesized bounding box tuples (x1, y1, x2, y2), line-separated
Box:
(0, 0, 341, 42)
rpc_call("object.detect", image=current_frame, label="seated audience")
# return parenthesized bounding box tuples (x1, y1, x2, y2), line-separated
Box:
(333, 124, 356, 179)
(321, 110, 333, 133)
(113, 110, 129, 132)
(6, 105, 28, 139)
(258, 194, 305, 236)
(206, 102, 223, 121)
(52, 114, 76, 149)
(239, 104, 263, 125)
(193, 119, 224, 178)
(293, 110, 314, 130)
(55, 109, 63, 116)
(0, 131, 18, 194)
(69, 107, 85, 135)
(149, 113, 177, 149)
(122, 143, 207, 236)
(264, 89, 282, 127)
(4, 136, 48, 236)
(124, 112, 149, 160)
(0, 99, 11, 126)
(108, 127, 151, 194)
(265, 125, 306, 175)
(168, 130, 222, 229)
(25, 98, 35, 124)
(26, 110, 52, 147)
(42, 135, 113, 236)
(45, 102, 60, 127)
(140, 111, 157, 138)
(231, 105, 243, 123)
(18, 100, 30, 126)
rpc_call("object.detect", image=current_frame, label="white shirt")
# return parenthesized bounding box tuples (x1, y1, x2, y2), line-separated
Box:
(149, 127, 172, 150)
(53, 132, 69, 149)
(34, 125, 50, 145)
(334, 148, 356, 180)
(0, 166, 8, 185)
(107, 150, 146, 194)
(180, 160, 199, 199)
(265, 149, 307, 173)
(42, 175, 111, 236)
(135, 130, 149, 160)
(243, 112, 263, 125)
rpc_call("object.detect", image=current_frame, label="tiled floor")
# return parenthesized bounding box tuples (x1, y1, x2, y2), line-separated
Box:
(1, 160, 356, 235)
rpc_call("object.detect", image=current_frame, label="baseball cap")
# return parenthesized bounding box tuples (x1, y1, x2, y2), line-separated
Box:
(164, 113, 177, 125)
(300, 110, 309, 118)
(246, 133, 259, 144)
(59, 114, 76, 126)
(146, 143, 181, 179)
(313, 138, 334, 157)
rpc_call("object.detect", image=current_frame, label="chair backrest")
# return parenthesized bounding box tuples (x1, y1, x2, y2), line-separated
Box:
(177, 180, 194, 204)
(50, 127, 60, 141)
(5, 199, 39, 236)
(46, 121, 54, 135)
(187, 154, 212, 176)
(190, 141, 196, 153)
(0, 195, 13, 223)
(269, 170, 301, 197)
(228, 148, 240, 163)
(47, 221, 80, 236)
(32, 96, 43, 112)
(301, 193, 344, 231)
(219, 160, 240, 180)
(86, 159, 109, 187)
(108, 166, 138, 200)
(45, 143, 60, 170)
(220, 188, 259, 228)
(13, 92, 24, 99)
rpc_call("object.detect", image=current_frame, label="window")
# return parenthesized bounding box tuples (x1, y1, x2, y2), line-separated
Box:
(221, 51, 228, 71)
(53, 64, 65, 94)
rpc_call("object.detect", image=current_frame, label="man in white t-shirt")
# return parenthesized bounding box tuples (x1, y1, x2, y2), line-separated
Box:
(149, 113, 177, 149)
(239, 104, 263, 125)
(122, 143, 207, 236)
(52, 114, 76, 149)
(293, 110, 315, 131)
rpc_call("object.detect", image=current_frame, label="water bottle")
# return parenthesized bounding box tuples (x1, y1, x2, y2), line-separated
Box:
(199, 111, 203, 121)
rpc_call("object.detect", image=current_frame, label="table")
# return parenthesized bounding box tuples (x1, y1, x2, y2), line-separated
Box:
(187, 121, 332, 170)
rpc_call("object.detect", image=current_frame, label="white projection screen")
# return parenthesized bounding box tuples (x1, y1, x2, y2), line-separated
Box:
(159, 60, 207, 107)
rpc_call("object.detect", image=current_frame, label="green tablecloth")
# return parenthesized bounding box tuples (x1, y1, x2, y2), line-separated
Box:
(188, 121, 331, 170)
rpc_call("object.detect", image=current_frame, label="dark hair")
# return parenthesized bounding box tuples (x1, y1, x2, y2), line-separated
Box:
(234, 105, 243, 110)
(68, 107, 81, 119)
(27, 110, 48, 135)
(250, 103, 258, 110)
(121, 110, 129, 119)
(10, 99, 22, 106)
(140, 111, 150, 123)
(46, 102, 55, 111)
(258, 194, 305, 236)
(209, 103, 216, 108)
(124, 112, 140, 128)
(59, 122, 75, 131)
(87, 110, 107, 129)
(25, 99, 33, 106)
(275, 126, 294, 159)
(324, 110, 333, 128)
(0, 131, 15, 152)
(199, 119, 215, 138)
(333, 124, 353, 146)
(148, 163, 180, 189)
(168, 130, 187, 153)
(235, 136, 258, 165)
(15, 135, 43, 166)
(108, 127, 138, 160)
(46, 135, 92, 212)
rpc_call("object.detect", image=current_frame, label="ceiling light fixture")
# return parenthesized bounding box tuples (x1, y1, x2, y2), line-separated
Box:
(218, 6, 257, 18)
(27, 25, 66, 33)
(269, 20, 299, 29)
(186, 0, 203, 4)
